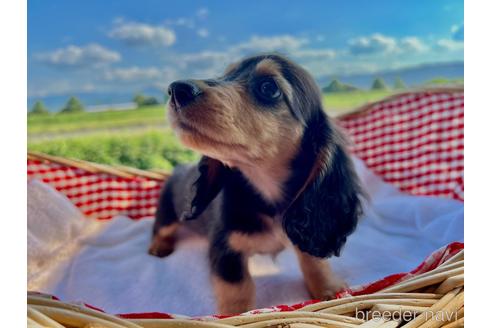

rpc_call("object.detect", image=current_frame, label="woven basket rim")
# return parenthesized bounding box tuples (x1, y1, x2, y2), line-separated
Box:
(28, 151, 169, 180)
(27, 248, 464, 327)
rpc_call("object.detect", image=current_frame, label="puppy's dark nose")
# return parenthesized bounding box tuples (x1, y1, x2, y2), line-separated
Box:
(168, 80, 202, 107)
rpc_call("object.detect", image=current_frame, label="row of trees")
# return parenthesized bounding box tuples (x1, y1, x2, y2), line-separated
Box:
(30, 96, 85, 115)
(30, 93, 162, 115)
(323, 77, 406, 93)
(133, 94, 160, 107)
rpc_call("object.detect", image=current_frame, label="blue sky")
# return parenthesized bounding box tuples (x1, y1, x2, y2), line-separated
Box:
(28, 0, 464, 101)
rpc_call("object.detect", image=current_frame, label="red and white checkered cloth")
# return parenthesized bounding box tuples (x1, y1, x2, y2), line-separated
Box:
(27, 162, 164, 220)
(338, 90, 464, 201)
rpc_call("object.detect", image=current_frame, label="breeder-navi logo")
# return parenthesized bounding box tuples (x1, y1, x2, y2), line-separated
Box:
(355, 307, 459, 323)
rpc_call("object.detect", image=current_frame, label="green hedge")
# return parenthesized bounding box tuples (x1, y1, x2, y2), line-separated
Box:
(28, 130, 199, 171)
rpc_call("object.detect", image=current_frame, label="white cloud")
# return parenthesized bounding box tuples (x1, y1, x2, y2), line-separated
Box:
(175, 35, 338, 79)
(291, 49, 337, 61)
(436, 39, 464, 52)
(196, 8, 209, 19)
(108, 21, 176, 47)
(102, 66, 179, 89)
(304, 60, 381, 76)
(197, 28, 209, 38)
(174, 18, 195, 28)
(28, 80, 96, 97)
(180, 35, 310, 66)
(173, 35, 311, 78)
(178, 51, 233, 78)
(231, 35, 309, 54)
(349, 34, 398, 55)
(451, 24, 464, 41)
(34, 43, 121, 68)
(151, 67, 180, 89)
(400, 37, 428, 53)
(349, 34, 429, 56)
(181, 51, 232, 64)
(103, 66, 162, 81)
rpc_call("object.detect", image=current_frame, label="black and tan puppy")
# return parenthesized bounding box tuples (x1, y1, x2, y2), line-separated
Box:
(149, 53, 364, 314)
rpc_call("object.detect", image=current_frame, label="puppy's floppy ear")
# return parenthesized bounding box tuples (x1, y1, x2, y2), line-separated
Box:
(283, 140, 364, 259)
(181, 156, 227, 221)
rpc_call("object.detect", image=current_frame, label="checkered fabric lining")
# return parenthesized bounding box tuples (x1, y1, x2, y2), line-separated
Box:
(337, 90, 464, 201)
(27, 162, 163, 220)
(27, 90, 464, 221)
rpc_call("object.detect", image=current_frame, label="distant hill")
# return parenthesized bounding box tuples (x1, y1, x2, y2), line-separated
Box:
(317, 61, 464, 90)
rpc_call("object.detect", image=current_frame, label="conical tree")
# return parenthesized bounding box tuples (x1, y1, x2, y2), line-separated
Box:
(394, 77, 406, 89)
(323, 79, 345, 93)
(30, 101, 49, 115)
(371, 77, 387, 90)
(133, 94, 147, 108)
(323, 79, 359, 93)
(60, 96, 84, 113)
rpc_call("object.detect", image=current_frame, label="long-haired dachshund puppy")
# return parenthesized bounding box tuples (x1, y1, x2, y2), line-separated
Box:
(149, 53, 364, 314)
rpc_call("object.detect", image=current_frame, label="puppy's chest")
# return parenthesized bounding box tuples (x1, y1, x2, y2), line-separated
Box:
(227, 217, 289, 256)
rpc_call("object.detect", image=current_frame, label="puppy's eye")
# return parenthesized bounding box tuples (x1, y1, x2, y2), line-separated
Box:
(257, 78, 281, 100)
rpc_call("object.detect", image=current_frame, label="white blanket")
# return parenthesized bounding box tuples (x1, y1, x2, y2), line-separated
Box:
(27, 157, 464, 316)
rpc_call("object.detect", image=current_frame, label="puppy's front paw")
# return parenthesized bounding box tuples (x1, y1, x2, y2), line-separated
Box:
(148, 235, 176, 258)
(311, 277, 348, 300)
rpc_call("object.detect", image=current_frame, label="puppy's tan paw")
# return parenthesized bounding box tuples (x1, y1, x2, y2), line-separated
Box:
(217, 302, 252, 316)
(148, 235, 176, 258)
(311, 277, 348, 300)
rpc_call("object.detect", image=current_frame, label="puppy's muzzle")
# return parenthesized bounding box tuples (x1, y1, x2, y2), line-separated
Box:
(168, 80, 203, 108)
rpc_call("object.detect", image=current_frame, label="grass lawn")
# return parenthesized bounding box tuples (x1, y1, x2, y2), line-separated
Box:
(323, 90, 393, 114)
(27, 90, 395, 170)
(28, 105, 166, 135)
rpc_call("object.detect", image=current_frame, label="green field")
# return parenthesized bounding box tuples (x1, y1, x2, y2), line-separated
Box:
(28, 90, 394, 170)
(323, 90, 392, 113)
(28, 105, 165, 135)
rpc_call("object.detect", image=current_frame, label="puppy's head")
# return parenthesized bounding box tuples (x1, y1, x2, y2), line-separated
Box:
(168, 53, 363, 258)
(167, 53, 320, 167)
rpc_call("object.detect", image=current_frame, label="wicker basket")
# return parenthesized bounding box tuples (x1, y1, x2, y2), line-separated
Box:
(27, 88, 464, 327)
(27, 249, 464, 327)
